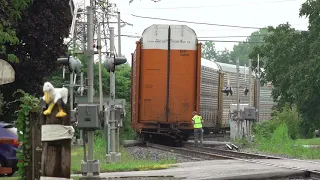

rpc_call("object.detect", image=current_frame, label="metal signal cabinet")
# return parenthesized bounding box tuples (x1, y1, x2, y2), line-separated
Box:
(131, 24, 201, 141)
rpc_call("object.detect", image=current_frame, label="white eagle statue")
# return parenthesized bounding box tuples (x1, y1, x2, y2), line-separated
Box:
(42, 82, 69, 118)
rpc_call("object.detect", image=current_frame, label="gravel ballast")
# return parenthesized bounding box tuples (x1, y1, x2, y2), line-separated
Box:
(125, 146, 200, 163)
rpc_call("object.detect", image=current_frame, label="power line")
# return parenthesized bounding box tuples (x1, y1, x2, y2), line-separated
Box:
(121, 34, 267, 39)
(198, 35, 267, 38)
(134, 0, 300, 10)
(198, 40, 264, 43)
(120, 34, 265, 43)
(195, 22, 308, 32)
(131, 14, 263, 29)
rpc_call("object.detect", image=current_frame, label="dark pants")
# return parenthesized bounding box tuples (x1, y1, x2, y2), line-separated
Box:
(194, 128, 203, 146)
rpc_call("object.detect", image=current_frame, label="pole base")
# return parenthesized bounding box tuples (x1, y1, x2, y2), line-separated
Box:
(106, 152, 121, 163)
(81, 160, 100, 176)
(115, 152, 121, 162)
(79, 176, 103, 180)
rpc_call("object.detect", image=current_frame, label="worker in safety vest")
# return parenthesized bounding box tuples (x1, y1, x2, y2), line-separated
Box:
(192, 111, 203, 147)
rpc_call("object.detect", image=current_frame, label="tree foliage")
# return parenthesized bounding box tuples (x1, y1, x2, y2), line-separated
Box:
(249, 0, 320, 137)
(230, 28, 268, 66)
(15, 90, 41, 179)
(0, 0, 31, 62)
(201, 29, 268, 65)
(0, 0, 72, 113)
(201, 41, 233, 64)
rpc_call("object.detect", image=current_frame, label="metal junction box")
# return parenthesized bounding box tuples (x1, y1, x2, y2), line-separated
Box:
(244, 107, 256, 121)
(77, 103, 100, 129)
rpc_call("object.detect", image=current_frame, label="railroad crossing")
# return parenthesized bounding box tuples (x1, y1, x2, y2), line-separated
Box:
(72, 159, 320, 180)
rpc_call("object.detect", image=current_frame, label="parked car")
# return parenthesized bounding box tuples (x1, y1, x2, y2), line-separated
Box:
(0, 122, 20, 176)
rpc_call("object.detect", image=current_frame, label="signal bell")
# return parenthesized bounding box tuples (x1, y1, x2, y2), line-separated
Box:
(57, 56, 82, 74)
(102, 54, 127, 72)
(244, 87, 249, 96)
(222, 87, 233, 96)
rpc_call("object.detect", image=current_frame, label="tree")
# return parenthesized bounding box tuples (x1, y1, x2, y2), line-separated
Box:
(201, 41, 218, 60)
(248, 0, 320, 137)
(0, 0, 31, 62)
(230, 28, 269, 66)
(0, 0, 72, 121)
(216, 48, 233, 64)
(0, 0, 72, 98)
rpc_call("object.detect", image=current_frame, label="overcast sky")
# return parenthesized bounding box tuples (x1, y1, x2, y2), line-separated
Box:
(76, 0, 309, 64)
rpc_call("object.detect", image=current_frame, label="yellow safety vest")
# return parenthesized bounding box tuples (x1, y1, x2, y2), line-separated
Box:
(192, 115, 202, 129)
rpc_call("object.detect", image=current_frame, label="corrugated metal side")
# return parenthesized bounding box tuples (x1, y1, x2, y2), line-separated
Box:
(200, 66, 220, 128)
(259, 84, 274, 121)
(221, 72, 255, 128)
(131, 49, 137, 125)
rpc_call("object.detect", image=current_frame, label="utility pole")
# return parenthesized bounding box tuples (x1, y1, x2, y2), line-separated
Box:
(98, 23, 103, 112)
(117, 11, 122, 57)
(256, 54, 260, 122)
(106, 27, 121, 162)
(236, 58, 240, 138)
(79, 4, 101, 178)
(116, 11, 122, 155)
(248, 59, 252, 141)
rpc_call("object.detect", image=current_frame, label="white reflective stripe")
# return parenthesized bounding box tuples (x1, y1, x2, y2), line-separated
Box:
(41, 124, 75, 141)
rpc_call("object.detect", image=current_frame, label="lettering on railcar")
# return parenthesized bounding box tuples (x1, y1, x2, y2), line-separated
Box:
(180, 50, 189, 57)
(145, 84, 153, 88)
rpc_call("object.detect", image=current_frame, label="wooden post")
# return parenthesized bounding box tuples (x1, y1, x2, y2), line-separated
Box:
(40, 103, 71, 178)
(26, 112, 43, 180)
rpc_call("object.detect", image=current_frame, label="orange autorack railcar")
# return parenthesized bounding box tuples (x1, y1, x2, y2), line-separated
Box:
(131, 24, 202, 144)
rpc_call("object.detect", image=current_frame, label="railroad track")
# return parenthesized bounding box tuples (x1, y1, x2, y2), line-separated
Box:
(146, 142, 320, 179)
(189, 133, 227, 140)
(186, 145, 280, 159)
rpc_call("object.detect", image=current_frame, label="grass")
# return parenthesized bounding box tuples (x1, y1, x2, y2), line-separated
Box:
(71, 133, 176, 174)
(295, 138, 320, 145)
(251, 124, 320, 159)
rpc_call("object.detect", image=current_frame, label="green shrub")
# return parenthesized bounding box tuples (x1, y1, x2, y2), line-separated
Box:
(120, 104, 136, 141)
(253, 105, 301, 140)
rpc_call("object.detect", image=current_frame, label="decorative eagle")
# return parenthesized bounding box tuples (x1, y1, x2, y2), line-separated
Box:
(42, 82, 69, 118)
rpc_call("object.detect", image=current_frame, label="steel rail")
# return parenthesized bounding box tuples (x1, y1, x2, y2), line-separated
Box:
(146, 143, 320, 179)
(146, 142, 233, 160)
(188, 146, 280, 159)
(193, 146, 320, 179)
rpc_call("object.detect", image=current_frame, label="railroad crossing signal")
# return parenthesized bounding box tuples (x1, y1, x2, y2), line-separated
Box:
(244, 87, 249, 96)
(102, 54, 127, 72)
(222, 87, 233, 96)
(57, 56, 82, 74)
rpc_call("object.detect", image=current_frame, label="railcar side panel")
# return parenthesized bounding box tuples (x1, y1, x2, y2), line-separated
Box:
(131, 42, 141, 130)
(259, 83, 274, 121)
(216, 62, 255, 128)
(199, 59, 220, 129)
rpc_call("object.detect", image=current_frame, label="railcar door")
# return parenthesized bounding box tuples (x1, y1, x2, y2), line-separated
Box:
(167, 25, 199, 123)
(139, 25, 169, 123)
